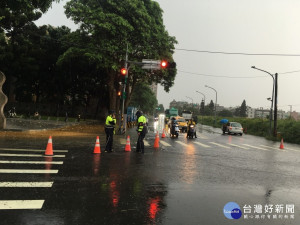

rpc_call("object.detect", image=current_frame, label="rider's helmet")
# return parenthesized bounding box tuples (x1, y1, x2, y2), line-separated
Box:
(136, 110, 143, 118)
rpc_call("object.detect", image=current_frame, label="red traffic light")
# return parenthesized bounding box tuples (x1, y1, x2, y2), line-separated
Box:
(160, 60, 168, 68)
(117, 91, 121, 96)
(120, 68, 127, 75)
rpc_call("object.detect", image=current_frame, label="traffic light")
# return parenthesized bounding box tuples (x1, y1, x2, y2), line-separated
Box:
(160, 60, 176, 69)
(160, 60, 168, 68)
(120, 68, 127, 76)
(117, 90, 121, 96)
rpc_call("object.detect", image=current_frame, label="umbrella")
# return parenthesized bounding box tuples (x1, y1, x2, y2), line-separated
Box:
(220, 119, 229, 124)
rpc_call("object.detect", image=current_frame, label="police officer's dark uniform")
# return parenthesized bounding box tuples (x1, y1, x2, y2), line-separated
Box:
(136, 111, 147, 153)
(105, 110, 116, 152)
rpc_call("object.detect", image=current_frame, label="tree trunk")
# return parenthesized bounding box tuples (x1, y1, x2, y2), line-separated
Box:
(107, 70, 117, 111)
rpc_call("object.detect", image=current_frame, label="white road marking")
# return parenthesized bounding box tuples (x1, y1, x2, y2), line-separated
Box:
(160, 140, 171, 147)
(242, 144, 270, 151)
(0, 200, 44, 210)
(209, 142, 231, 149)
(227, 143, 249, 149)
(260, 145, 286, 151)
(0, 153, 65, 157)
(194, 142, 211, 148)
(0, 148, 68, 152)
(0, 182, 53, 187)
(175, 141, 189, 147)
(197, 134, 208, 139)
(0, 169, 58, 174)
(144, 140, 150, 146)
(277, 147, 300, 152)
(0, 160, 63, 164)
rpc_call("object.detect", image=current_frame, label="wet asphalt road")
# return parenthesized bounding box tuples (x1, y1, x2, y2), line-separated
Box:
(0, 120, 299, 225)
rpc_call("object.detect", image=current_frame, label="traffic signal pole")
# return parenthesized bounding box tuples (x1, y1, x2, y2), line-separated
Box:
(119, 44, 128, 134)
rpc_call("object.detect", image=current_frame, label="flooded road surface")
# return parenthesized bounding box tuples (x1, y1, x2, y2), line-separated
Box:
(0, 122, 299, 224)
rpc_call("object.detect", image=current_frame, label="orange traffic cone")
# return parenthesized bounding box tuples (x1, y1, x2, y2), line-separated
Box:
(154, 131, 159, 148)
(125, 136, 131, 152)
(45, 136, 54, 156)
(161, 129, 166, 138)
(93, 136, 101, 154)
(279, 138, 284, 149)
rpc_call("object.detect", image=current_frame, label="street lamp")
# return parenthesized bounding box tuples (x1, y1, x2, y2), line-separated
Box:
(251, 66, 278, 137)
(205, 85, 217, 125)
(196, 91, 206, 106)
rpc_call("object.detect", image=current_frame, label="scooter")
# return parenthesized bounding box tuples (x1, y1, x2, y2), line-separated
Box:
(187, 124, 196, 139)
(170, 123, 180, 138)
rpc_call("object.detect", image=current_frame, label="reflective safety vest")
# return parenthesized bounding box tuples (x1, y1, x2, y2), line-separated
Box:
(105, 115, 116, 128)
(137, 115, 147, 132)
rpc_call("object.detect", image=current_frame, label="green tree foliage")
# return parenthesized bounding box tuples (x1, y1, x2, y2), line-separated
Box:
(240, 100, 247, 117)
(0, 0, 58, 101)
(64, 0, 177, 110)
(208, 100, 214, 111)
(234, 100, 247, 117)
(130, 83, 157, 114)
(200, 100, 205, 115)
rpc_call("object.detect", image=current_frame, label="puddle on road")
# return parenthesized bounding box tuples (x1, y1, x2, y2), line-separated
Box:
(162, 183, 300, 225)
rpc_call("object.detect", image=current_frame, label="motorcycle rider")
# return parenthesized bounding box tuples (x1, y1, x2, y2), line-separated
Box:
(169, 117, 178, 135)
(187, 118, 197, 138)
(136, 111, 147, 153)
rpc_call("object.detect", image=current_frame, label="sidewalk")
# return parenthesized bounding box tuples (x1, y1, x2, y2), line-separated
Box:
(5, 118, 79, 131)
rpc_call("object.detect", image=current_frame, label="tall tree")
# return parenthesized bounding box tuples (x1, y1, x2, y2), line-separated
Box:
(0, 0, 59, 101)
(240, 100, 247, 117)
(208, 100, 214, 111)
(200, 100, 205, 115)
(64, 0, 177, 111)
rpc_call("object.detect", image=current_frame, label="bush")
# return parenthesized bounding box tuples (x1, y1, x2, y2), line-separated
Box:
(198, 116, 300, 144)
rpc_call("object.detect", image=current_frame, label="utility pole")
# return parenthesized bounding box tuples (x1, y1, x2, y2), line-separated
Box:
(273, 73, 278, 137)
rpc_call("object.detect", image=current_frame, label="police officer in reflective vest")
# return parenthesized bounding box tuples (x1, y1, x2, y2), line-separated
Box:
(136, 111, 147, 153)
(105, 110, 116, 152)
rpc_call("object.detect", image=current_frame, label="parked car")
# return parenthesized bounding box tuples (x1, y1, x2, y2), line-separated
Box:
(224, 122, 243, 135)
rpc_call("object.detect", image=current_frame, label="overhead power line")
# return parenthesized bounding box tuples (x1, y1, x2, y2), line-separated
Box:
(175, 48, 300, 57)
(178, 70, 266, 79)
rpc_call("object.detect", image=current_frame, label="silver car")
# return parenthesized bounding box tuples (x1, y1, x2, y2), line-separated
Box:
(226, 122, 243, 135)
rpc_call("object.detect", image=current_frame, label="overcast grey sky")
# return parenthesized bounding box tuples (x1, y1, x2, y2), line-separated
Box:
(36, 0, 300, 112)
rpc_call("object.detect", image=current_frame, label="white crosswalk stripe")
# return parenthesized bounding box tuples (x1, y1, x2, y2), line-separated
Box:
(0, 153, 65, 157)
(0, 148, 68, 152)
(209, 142, 231, 149)
(0, 182, 53, 187)
(242, 144, 270, 151)
(0, 148, 66, 210)
(144, 140, 150, 146)
(194, 142, 210, 148)
(260, 145, 286, 151)
(197, 134, 208, 139)
(0, 160, 63, 164)
(160, 140, 171, 147)
(0, 169, 58, 174)
(175, 141, 189, 147)
(227, 143, 250, 149)
(0, 200, 44, 210)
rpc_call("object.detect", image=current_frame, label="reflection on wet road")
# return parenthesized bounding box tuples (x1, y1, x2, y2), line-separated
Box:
(0, 126, 300, 225)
